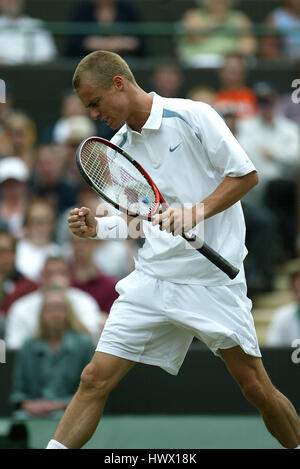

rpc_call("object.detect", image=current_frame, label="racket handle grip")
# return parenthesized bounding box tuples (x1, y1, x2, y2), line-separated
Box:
(181, 233, 240, 280)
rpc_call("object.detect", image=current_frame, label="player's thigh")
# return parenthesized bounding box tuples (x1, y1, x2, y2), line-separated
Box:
(219, 346, 274, 394)
(80, 351, 136, 393)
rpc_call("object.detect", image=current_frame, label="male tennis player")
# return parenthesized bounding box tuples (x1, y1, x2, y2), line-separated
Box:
(47, 51, 300, 449)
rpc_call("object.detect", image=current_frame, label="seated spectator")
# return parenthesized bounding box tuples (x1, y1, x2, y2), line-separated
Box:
(0, 157, 30, 239)
(176, 0, 257, 67)
(70, 234, 119, 314)
(10, 286, 95, 418)
(56, 186, 137, 279)
(15, 198, 62, 282)
(0, 111, 36, 170)
(150, 62, 185, 98)
(266, 0, 300, 61)
(219, 106, 278, 295)
(0, 0, 57, 65)
(93, 235, 137, 279)
(41, 90, 88, 144)
(187, 84, 216, 105)
(0, 228, 37, 316)
(238, 82, 300, 259)
(56, 185, 100, 246)
(242, 202, 278, 296)
(5, 255, 106, 349)
(214, 53, 258, 119)
(257, 28, 282, 63)
(41, 89, 115, 145)
(29, 144, 79, 216)
(56, 115, 98, 184)
(266, 270, 300, 346)
(67, 0, 144, 58)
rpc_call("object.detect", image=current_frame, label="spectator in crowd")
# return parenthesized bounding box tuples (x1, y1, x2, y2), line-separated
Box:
(81, 190, 137, 278)
(56, 115, 98, 184)
(266, 270, 300, 346)
(5, 255, 105, 350)
(187, 84, 216, 105)
(0, 227, 37, 338)
(56, 186, 137, 279)
(150, 62, 185, 98)
(41, 89, 115, 144)
(0, 157, 30, 239)
(257, 27, 282, 63)
(176, 0, 257, 67)
(0, 228, 37, 315)
(15, 198, 62, 282)
(10, 286, 95, 418)
(41, 90, 88, 144)
(266, 0, 300, 61)
(219, 106, 278, 295)
(237, 82, 300, 259)
(70, 234, 119, 315)
(214, 53, 258, 119)
(0, 0, 57, 65)
(67, 0, 144, 59)
(93, 236, 138, 279)
(29, 144, 79, 216)
(55, 185, 103, 247)
(0, 111, 36, 170)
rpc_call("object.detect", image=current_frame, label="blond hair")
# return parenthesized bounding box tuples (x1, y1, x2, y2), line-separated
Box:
(36, 286, 91, 339)
(72, 50, 137, 91)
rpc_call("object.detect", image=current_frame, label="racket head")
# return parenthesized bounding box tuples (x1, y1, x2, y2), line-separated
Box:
(76, 136, 162, 220)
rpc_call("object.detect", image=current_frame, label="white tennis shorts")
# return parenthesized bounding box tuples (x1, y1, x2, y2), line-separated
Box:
(96, 269, 261, 375)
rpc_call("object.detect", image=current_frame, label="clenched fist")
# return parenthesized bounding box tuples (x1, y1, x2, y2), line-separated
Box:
(67, 207, 97, 238)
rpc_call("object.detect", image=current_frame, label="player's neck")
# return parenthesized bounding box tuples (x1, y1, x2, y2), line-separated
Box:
(126, 87, 153, 133)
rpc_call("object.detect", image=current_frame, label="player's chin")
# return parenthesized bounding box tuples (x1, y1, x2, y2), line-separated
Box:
(109, 118, 124, 130)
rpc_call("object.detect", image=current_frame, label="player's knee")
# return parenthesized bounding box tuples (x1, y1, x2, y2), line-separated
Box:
(240, 376, 269, 411)
(80, 362, 112, 399)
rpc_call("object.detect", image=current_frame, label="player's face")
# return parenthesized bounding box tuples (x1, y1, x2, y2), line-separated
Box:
(77, 78, 129, 130)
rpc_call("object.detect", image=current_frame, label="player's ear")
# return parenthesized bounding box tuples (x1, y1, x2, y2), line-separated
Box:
(112, 76, 125, 91)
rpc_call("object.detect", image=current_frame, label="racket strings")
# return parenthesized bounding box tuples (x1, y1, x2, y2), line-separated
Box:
(80, 141, 157, 216)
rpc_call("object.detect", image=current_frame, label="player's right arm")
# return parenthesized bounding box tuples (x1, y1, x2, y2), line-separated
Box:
(67, 207, 141, 239)
(68, 207, 98, 238)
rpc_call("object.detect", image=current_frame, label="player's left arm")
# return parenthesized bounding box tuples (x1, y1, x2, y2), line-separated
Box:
(153, 171, 258, 236)
(153, 102, 258, 236)
(197, 170, 258, 221)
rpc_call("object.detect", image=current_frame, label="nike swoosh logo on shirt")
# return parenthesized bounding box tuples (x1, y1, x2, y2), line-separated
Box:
(169, 142, 182, 152)
(108, 224, 118, 230)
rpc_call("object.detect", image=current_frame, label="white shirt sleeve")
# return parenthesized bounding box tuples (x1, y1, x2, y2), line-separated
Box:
(192, 103, 257, 178)
(265, 304, 298, 346)
(33, 28, 57, 62)
(5, 294, 41, 350)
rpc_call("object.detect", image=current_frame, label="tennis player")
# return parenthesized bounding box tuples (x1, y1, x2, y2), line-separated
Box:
(47, 51, 300, 449)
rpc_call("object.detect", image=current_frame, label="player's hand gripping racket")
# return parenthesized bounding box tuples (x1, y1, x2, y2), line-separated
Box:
(76, 136, 239, 280)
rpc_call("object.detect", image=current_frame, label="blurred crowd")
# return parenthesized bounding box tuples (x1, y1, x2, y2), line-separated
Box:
(0, 0, 300, 427)
(1, 0, 300, 65)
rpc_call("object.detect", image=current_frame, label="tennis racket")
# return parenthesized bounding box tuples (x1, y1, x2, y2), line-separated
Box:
(76, 136, 239, 280)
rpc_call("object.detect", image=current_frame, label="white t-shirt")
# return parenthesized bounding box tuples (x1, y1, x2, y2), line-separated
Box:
(237, 115, 300, 205)
(111, 93, 256, 285)
(0, 15, 57, 65)
(15, 239, 63, 282)
(5, 287, 104, 350)
(266, 303, 300, 346)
